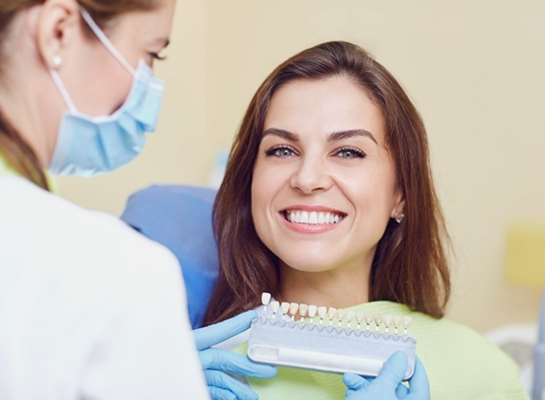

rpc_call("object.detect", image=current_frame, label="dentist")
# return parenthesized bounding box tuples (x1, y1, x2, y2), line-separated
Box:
(0, 0, 208, 398)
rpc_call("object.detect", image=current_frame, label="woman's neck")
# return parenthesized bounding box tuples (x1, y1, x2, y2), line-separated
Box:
(277, 261, 371, 309)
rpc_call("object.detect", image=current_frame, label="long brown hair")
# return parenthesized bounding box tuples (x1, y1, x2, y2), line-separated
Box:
(0, 0, 159, 189)
(205, 41, 450, 325)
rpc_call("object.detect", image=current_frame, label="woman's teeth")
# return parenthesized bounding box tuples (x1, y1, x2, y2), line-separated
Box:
(285, 210, 344, 225)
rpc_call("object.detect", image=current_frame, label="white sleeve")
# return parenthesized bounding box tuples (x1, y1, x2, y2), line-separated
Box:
(79, 247, 210, 400)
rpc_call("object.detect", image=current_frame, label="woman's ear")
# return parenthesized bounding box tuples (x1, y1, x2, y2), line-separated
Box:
(36, 0, 81, 69)
(391, 189, 406, 219)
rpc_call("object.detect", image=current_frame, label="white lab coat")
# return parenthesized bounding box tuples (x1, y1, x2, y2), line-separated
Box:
(0, 176, 209, 399)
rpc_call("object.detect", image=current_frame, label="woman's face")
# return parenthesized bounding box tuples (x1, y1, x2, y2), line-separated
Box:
(251, 76, 404, 277)
(64, 0, 175, 117)
(38, 0, 175, 163)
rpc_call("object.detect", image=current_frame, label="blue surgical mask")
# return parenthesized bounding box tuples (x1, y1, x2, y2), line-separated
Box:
(48, 9, 164, 177)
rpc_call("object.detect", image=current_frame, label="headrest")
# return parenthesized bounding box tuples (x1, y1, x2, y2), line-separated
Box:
(121, 184, 218, 328)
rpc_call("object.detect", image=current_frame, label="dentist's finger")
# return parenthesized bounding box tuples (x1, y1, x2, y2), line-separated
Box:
(194, 310, 257, 350)
(373, 352, 408, 388)
(205, 370, 258, 400)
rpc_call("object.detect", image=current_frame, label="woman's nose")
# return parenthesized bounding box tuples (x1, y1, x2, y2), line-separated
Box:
(289, 156, 333, 194)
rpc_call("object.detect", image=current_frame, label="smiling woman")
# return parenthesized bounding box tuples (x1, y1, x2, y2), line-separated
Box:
(204, 41, 528, 399)
(207, 41, 448, 322)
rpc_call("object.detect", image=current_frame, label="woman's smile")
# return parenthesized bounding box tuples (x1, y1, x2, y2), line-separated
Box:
(280, 205, 347, 233)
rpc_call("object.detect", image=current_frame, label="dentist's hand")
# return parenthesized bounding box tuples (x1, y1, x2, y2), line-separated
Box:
(343, 352, 430, 400)
(194, 310, 277, 400)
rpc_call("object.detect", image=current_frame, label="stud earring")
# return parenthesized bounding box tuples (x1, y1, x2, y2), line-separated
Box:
(394, 212, 405, 224)
(51, 55, 62, 69)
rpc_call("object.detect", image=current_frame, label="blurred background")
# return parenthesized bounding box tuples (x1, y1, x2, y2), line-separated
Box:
(57, 0, 545, 334)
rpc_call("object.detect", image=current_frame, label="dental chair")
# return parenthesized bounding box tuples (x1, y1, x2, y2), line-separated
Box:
(121, 184, 219, 328)
(121, 184, 545, 398)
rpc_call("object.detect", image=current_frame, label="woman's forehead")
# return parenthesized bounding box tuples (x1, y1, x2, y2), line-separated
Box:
(263, 76, 386, 146)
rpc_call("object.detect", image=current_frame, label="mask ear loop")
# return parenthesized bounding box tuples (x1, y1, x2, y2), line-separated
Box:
(79, 8, 136, 76)
(50, 68, 78, 113)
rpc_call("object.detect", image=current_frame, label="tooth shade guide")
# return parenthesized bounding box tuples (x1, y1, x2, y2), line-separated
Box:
(344, 311, 355, 329)
(261, 292, 272, 317)
(393, 316, 402, 334)
(337, 309, 347, 327)
(280, 302, 290, 316)
(298, 304, 309, 322)
(261, 292, 271, 305)
(327, 307, 337, 326)
(248, 306, 418, 379)
(289, 303, 299, 321)
(355, 312, 364, 330)
(403, 316, 412, 335)
(270, 301, 280, 315)
(364, 313, 373, 331)
(383, 315, 392, 334)
(374, 314, 383, 332)
(318, 306, 327, 325)
(255, 293, 413, 338)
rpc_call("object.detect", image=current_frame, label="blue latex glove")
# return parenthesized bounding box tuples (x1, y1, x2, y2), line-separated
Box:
(343, 352, 430, 400)
(194, 310, 277, 400)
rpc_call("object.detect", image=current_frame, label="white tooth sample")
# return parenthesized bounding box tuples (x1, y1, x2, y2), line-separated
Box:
(364, 313, 373, 331)
(289, 302, 299, 320)
(327, 307, 337, 326)
(337, 309, 346, 327)
(261, 292, 271, 317)
(280, 301, 290, 315)
(270, 301, 280, 315)
(299, 304, 309, 322)
(308, 305, 318, 320)
(333, 214, 340, 223)
(374, 314, 383, 332)
(261, 292, 271, 305)
(393, 316, 402, 333)
(301, 211, 309, 223)
(309, 211, 318, 224)
(402, 316, 412, 334)
(295, 211, 301, 223)
(383, 315, 392, 333)
(318, 306, 327, 324)
(324, 213, 332, 224)
(356, 312, 365, 329)
(318, 213, 325, 224)
(346, 311, 356, 328)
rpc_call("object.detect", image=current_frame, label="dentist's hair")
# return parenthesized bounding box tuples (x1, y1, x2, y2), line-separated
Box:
(0, 0, 159, 189)
(205, 41, 451, 325)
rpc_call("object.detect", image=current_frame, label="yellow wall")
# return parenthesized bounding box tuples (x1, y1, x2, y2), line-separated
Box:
(57, 0, 545, 332)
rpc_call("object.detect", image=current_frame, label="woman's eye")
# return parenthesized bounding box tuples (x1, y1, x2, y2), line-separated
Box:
(149, 52, 167, 62)
(265, 146, 296, 158)
(335, 147, 366, 159)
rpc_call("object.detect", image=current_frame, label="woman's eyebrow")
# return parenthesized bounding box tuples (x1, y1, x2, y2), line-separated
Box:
(262, 128, 378, 144)
(262, 128, 299, 141)
(327, 129, 378, 144)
